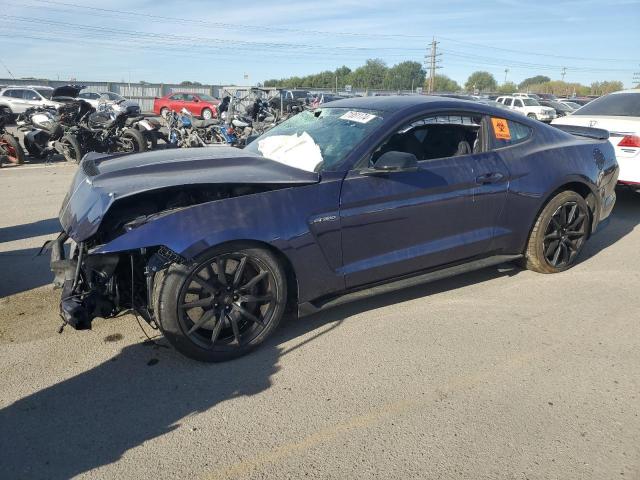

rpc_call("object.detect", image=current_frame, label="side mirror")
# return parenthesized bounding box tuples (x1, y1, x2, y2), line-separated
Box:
(363, 151, 418, 175)
(194, 98, 200, 103)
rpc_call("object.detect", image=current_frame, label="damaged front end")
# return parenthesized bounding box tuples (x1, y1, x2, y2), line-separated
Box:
(48, 233, 180, 331)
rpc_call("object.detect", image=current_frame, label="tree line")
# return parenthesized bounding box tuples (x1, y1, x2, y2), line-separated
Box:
(263, 58, 625, 96)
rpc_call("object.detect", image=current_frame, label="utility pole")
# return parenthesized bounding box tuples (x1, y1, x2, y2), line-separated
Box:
(561, 67, 567, 81)
(633, 65, 640, 87)
(425, 37, 442, 93)
(504, 68, 509, 84)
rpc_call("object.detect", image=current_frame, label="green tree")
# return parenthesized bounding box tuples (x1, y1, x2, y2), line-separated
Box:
(428, 74, 460, 92)
(497, 81, 518, 94)
(383, 61, 426, 90)
(518, 75, 551, 90)
(350, 58, 388, 89)
(465, 71, 497, 92)
(590, 80, 624, 95)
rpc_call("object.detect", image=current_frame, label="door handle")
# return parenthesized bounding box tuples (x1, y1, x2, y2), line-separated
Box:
(475, 172, 504, 184)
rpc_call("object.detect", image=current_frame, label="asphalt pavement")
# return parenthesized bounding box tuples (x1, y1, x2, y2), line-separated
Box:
(0, 163, 638, 480)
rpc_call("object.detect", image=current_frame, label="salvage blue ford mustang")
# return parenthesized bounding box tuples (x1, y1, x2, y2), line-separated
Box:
(49, 96, 618, 361)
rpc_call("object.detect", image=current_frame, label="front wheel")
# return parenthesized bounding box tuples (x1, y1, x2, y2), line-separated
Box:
(59, 134, 83, 163)
(0, 133, 25, 164)
(154, 245, 287, 362)
(527, 113, 538, 120)
(522, 191, 590, 273)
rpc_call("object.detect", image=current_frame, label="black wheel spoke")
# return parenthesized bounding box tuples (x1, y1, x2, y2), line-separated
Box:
(240, 271, 268, 292)
(551, 242, 562, 266)
(187, 309, 215, 335)
(210, 311, 225, 345)
(240, 294, 273, 304)
(216, 258, 228, 286)
(233, 256, 248, 287)
(180, 297, 213, 309)
(568, 213, 585, 230)
(234, 303, 265, 326)
(566, 204, 577, 225)
(545, 239, 560, 259)
(192, 276, 218, 296)
(544, 232, 561, 241)
(230, 316, 241, 344)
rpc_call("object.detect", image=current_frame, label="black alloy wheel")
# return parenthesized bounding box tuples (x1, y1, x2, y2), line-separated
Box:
(542, 201, 588, 268)
(522, 190, 590, 274)
(155, 246, 286, 361)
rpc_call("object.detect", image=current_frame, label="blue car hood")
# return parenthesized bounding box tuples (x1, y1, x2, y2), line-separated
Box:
(59, 147, 320, 241)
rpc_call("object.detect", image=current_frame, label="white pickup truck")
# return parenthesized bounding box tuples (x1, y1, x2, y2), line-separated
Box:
(496, 96, 556, 122)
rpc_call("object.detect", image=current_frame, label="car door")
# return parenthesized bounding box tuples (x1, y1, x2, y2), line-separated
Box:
(513, 99, 525, 114)
(183, 94, 200, 115)
(7, 89, 27, 113)
(339, 112, 509, 288)
(22, 89, 43, 110)
(168, 93, 184, 112)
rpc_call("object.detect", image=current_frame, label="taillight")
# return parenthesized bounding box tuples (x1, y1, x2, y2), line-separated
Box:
(618, 135, 640, 148)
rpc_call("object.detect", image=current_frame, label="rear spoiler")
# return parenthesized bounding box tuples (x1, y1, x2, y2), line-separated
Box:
(553, 124, 609, 140)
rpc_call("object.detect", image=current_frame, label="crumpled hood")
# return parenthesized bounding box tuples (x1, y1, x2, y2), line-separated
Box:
(59, 147, 320, 241)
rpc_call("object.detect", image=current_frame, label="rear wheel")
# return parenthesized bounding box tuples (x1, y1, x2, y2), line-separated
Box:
(201, 108, 213, 120)
(154, 245, 287, 362)
(118, 128, 146, 153)
(523, 191, 590, 273)
(0, 133, 25, 164)
(527, 113, 538, 120)
(59, 134, 83, 163)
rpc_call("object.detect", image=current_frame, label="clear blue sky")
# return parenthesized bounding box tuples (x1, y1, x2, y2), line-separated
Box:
(0, 0, 638, 88)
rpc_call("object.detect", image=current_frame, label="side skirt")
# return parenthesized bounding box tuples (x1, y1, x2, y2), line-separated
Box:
(298, 254, 522, 317)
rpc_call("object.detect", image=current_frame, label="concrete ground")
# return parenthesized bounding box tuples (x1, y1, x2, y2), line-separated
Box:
(0, 163, 638, 480)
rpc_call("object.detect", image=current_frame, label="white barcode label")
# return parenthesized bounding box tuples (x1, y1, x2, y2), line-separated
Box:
(339, 111, 377, 123)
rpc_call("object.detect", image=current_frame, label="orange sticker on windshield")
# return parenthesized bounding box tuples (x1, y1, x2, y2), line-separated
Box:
(491, 117, 511, 140)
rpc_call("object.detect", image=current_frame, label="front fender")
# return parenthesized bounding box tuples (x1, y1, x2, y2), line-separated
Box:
(92, 179, 345, 302)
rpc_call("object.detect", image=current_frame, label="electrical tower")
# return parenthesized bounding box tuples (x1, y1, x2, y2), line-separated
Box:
(425, 38, 442, 93)
(561, 67, 567, 81)
(504, 68, 510, 84)
(634, 65, 640, 87)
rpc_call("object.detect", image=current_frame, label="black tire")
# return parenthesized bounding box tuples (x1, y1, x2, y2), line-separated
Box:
(145, 130, 158, 150)
(522, 191, 590, 273)
(527, 113, 537, 120)
(59, 134, 83, 163)
(120, 128, 146, 153)
(201, 108, 213, 120)
(154, 244, 287, 362)
(0, 133, 25, 164)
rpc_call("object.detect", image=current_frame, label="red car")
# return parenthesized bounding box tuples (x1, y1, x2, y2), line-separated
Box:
(153, 92, 220, 119)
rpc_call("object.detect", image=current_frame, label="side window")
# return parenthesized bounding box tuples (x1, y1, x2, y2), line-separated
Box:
(504, 98, 513, 107)
(23, 90, 40, 100)
(9, 89, 24, 98)
(515, 100, 524, 108)
(169, 94, 183, 101)
(370, 113, 484, 165)
(489, 117, 532, 149)
(183, 94, 194, 102)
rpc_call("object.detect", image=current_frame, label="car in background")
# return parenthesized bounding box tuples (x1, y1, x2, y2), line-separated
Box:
(496, 96, 556, 122)
(77, 91, 141, 113)
(513, 93, 542, 100)
(0, 85, 61, 115)
(558, 97, 592, 106)
(475, 99, 512, 111)
(269, 89, 310, 112)
(553, 89, 640, 190)
(557, 100, 582, 111)
(539, 100, 574, 118)
(535, 93, 557, 101)
(153, 92, 220, 119)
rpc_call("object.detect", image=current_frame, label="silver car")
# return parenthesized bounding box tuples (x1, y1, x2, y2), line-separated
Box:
(0, 86, 61, 114)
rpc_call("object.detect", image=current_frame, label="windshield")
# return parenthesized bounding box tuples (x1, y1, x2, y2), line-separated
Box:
(572, 93, 640, 117)
(563, 101, 581, 109)
(291, 91, 308, 99)
(245, 107, 384, 172)
(523, 99, 540, 106)
(36, 89, 52, 99)
(197, 94, 217, 102)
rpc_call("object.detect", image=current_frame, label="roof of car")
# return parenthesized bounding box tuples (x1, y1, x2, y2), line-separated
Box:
(321, 95, 484, 113)
(610, 89, 640, 95)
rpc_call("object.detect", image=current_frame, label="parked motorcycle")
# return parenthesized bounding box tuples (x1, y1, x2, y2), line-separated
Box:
(65, 102, 147, 160)
(16, 106, 83, 163)
(0, 105, 25, 165)
(163, 108, 223, 147)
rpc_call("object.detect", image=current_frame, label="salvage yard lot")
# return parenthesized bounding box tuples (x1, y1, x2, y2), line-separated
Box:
(0, 164, 639, 479)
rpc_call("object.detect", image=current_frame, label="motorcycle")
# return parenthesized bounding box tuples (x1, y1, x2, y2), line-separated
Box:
(66, 102, 147, 159)
(16, 106, 83, 163)
(163, 108, 224, 147)
(0, 105, 25, 165)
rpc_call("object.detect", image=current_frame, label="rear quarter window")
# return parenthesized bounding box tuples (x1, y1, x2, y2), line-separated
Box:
(489, 117, 532, 149)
